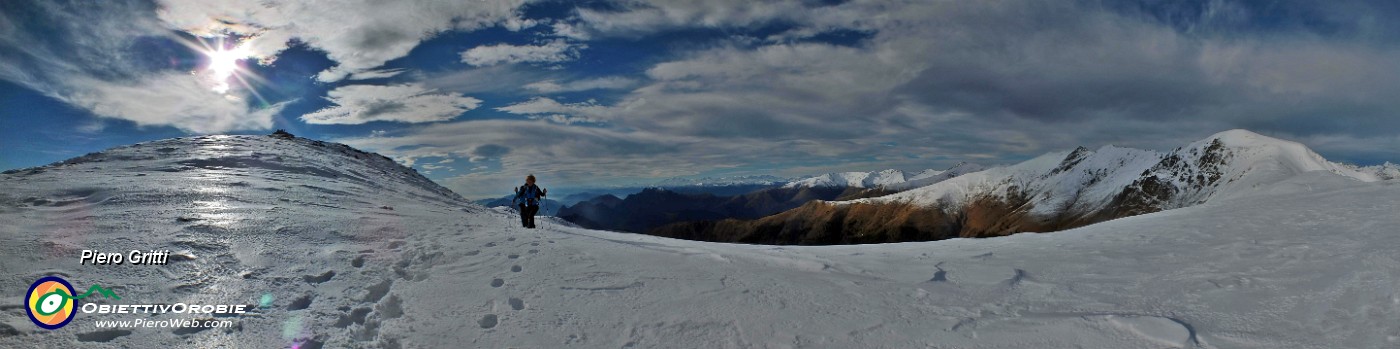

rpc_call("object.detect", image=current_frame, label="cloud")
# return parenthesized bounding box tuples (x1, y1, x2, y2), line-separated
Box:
(420, 65, 548, 95)
(460, 40, 584, 67)
(523, 77, 637, 93)
(346, 68, 407, 80)
(567, 0, 817, 38)
(301, 84, 481, 125)
(68, 73, 289, 133)
(527, 114, 606, 125)
(496, 97, 612, 122)
(549, 21, 591, 40)
(154, 0, 534, 81)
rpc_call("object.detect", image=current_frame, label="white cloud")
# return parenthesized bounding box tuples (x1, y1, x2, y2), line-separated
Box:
(69, 73, 289, 133)
(421, 65, 548, 94)
(301, 84, 481, 125)
(154, 0, 534, 81)
(460, 40, 583, 67)
(496, 97, 612, 122)
(523, 77, 638, 93)
(529, 114, 605, 125)
(550, 21, 591, 40)
(569, 0, 814, 37)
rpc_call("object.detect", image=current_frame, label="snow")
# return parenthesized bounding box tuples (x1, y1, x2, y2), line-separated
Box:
(1184, 129, 1386, 200)
(889, 162, 989, 191)
(1368, 162, 1400, 180)
(2, 134, 1398, 348)
(786, 164, 986, 190)
(784, 169, 906, 188)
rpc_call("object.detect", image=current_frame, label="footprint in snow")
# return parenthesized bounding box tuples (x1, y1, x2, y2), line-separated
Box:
(478, 314, 498, 329)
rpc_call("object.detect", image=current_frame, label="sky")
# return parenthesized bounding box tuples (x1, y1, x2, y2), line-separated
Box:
(2, 0, 1399, 199)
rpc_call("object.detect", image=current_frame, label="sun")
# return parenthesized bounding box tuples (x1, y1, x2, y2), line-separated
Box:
(204, 42, 253, 94)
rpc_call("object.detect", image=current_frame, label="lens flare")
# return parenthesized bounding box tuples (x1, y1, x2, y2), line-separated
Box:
(205, 42, 253, 94)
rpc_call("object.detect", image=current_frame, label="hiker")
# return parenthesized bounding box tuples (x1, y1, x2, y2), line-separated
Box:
(512, 174, 547, 228)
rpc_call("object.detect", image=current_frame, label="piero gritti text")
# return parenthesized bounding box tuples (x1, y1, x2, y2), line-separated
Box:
(80, 249, 174, 266)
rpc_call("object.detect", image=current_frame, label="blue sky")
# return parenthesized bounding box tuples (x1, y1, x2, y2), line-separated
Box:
(3, 0, 1400, 199)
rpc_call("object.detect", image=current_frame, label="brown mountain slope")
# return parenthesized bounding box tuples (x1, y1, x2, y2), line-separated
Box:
(649, 189, 1148, 245)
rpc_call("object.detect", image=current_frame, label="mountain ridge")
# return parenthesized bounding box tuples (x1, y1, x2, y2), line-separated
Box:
(782, 162, 987, 190)
(652, 129, 1395, 244)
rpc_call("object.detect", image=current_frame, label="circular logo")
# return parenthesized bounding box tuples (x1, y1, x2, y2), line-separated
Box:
(26, 276, 77, 330)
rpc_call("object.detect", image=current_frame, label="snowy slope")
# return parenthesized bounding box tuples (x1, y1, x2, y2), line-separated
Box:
(785, 163, 986, 190)
(2, 133, 1399, 348)
(887, 162, 989, 191)
(784, 169, 907, 188)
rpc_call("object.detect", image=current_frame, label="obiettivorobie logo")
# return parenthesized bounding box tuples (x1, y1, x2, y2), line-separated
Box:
(24, 275, 251, 331)
(25, 276, 120, 330)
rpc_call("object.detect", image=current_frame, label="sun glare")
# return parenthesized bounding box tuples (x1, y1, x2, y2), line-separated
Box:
(205, 43, 253, 94)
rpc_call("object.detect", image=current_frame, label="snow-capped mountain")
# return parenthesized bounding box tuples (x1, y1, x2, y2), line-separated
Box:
(655, 130, 1396, 244)
(784, 169, 910, 188)
(887, 162, 988, 190)
(2, 130, 1398, 348)
(784, 162, 986, 190)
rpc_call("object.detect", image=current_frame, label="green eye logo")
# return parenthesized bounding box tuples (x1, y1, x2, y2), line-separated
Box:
(26, 276, 76, 329)
(25, 276, 120, 330)
(35, 290, 69, 316)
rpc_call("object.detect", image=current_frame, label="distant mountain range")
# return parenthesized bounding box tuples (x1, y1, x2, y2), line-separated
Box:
(556, 186, 891, 234)
(555, 164, 991, 234)
(652, 130, 1399, 244)
(474, 195, 564, 215)
(783, 163, 987, 190)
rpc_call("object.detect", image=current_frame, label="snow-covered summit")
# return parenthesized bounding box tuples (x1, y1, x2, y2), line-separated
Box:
(887, 162, 988, 191)
(785, 163, 986, 190)
(784, 169, 907, 188)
